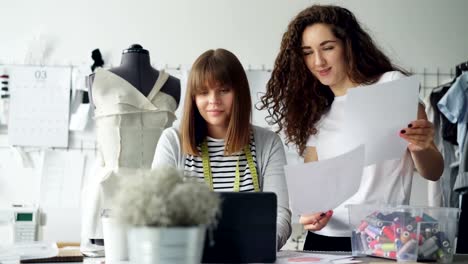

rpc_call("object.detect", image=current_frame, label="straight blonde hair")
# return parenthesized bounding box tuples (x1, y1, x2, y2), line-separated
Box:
(181, 49, 252, 156)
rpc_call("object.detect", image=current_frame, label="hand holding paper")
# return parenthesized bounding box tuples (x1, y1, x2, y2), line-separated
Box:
(300, 210, 333, 231)
(399, 118, 435, 152)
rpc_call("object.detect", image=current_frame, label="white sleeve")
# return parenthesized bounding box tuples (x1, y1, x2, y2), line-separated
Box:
(152, 128, 182, 169)
(390, 71, 406, 80)
(306, 134, 318, 147)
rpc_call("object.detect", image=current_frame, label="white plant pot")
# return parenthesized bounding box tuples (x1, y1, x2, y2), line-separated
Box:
(127, 225, 206, 264)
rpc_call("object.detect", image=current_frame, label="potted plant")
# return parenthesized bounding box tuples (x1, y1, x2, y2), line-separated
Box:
(113, 166, 221, 264)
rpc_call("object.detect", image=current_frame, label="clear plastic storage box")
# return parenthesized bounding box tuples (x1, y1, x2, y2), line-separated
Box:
(347, 204, 460, 263)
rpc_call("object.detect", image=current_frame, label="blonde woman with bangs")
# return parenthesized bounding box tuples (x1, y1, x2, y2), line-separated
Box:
(152, 48, 292, 249)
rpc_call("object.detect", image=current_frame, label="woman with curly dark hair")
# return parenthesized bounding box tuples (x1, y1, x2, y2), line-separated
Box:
(260, 4, 443, 251)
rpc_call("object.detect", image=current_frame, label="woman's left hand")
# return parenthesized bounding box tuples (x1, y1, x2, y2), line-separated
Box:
(399, 119, 435, 152)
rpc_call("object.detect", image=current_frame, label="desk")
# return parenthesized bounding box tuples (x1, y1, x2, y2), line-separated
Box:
(41, 252, 468, 264)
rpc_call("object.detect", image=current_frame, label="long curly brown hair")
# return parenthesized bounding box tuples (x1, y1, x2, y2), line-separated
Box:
(259, 4, 403, 156)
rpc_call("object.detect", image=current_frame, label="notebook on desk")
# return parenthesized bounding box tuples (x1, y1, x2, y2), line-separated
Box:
(20, 244, 83, 263)
(201, 192, 277, 263)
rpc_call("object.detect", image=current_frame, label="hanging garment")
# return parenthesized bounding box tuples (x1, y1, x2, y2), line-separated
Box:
(438, 72, 468, 192)
(455, 128, 468, 192)
(438, 72, 468, 153)
(80, 68, 177, 251)
(426, 89, 460, 207)
(431, 86, 458, 145)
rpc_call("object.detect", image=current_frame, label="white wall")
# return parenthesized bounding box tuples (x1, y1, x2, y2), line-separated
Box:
(1, 0, 467, 70)
(0, 0, 466, 242)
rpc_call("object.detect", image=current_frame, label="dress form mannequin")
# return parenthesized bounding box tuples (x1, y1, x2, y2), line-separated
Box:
(81, 44, 180, 255)
(88, 44, 180, 105)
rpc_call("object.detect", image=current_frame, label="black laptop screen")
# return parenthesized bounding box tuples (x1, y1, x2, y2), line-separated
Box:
(202, 192, 277, 263)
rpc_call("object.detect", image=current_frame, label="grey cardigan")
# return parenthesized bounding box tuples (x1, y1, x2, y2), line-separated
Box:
(152, 125, 292, 249)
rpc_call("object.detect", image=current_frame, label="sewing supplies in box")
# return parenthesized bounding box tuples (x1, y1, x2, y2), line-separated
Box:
(347, 205, 460, 263)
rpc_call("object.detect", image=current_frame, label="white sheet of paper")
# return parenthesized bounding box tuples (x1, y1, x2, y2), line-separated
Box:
(8, 65, 71, 147)
(284, 145, 364, 215)
(340, 76, 419, 166)
(40, 150, 85, 209)
(69, 103, 90, 131)
(276, 250, 354, 264)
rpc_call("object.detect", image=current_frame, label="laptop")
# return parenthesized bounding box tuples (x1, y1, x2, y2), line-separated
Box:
(202, 192, 277, 263)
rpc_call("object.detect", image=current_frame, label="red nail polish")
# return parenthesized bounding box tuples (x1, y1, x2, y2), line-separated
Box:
(408, 124, 413, 128)
(400, 130, 406, 134)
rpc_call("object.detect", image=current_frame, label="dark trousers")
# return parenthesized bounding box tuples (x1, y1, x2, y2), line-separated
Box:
(303, 231, 352, 252)
(457, 191, 468, 253)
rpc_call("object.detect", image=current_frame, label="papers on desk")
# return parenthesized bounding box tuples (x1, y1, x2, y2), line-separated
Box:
(339, 76, 419, 166)
(285, 145, 365, 215)
(276, 250, 358, 264)
(0, 241, 83, 263)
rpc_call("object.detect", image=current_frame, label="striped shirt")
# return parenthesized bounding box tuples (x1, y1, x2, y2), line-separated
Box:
(184, 134, 257, 192)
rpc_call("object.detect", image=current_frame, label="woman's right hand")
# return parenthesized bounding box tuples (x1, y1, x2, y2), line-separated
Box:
(299, 210, 333, 231)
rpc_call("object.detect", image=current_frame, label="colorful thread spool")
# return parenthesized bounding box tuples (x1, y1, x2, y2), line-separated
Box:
(422, 213, 437, 222)
(410, 232, 424, 245)
(381, 226, 396, 241)
(358, 220, 368, 232)
(365, 215, 383, 228)
(377, 235, 392, 243)
(420, 236, 439, 256)
(397, 239, 417, 258)
(392, 223, 403, 235)
(360, 232, 369, 252)
(378, 243, 396, 252)
(424, 227, 433, 239)
(437, 231, 450, 248)
(364, 226, 379, 240)
(400, 230, 411, 244)
(395, 239, 403, 251)
(369, 239, 379, 249)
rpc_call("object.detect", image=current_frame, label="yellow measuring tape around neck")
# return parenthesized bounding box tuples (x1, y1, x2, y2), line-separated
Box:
(201, 140, 260, 192)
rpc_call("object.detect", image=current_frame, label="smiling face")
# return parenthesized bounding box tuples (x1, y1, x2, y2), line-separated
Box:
(301, 23, 353, 93)
(181, 49, 252, 155)
(195, 82, 234, 138)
